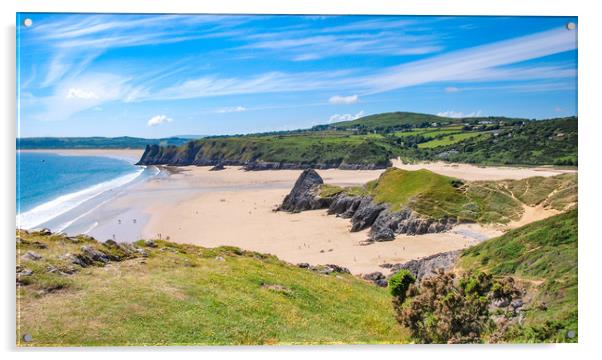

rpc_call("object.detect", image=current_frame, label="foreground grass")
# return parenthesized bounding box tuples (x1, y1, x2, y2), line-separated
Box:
(16, 231, 406, 346)
(459, 210, 578, 342)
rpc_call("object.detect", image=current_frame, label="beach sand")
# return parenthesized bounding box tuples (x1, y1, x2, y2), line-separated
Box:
(391, 158, 576, 181)
(24, 149, 573, 275)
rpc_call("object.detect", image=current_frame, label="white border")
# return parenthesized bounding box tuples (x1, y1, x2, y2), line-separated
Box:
(1, 1, 600, 359)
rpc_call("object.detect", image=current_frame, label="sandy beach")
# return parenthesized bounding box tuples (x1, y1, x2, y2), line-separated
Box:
(23, 149, 574, 275)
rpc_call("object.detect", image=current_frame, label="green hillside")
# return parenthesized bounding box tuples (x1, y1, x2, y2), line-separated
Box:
(459, 210, 578, 342)
(320, 168, 576, 224)
(408, 117, 577, 166)
(138, 132, 395, 168)
(16, 230, 405, 346)
(313, 111, 525, 132)
(139, 113, 577, 168)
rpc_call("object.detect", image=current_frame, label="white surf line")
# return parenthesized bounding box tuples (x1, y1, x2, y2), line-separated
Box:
(82, 221, 99, 235)
(17, 168, 144, 230)
(54, 196, 115, 233)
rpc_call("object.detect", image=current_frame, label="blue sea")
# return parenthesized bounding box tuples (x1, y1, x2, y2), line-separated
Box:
(16, 152, 151, 231)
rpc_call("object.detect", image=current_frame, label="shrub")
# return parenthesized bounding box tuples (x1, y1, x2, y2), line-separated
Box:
(388, 269, 415, 301)
(393, 270, 520, 344)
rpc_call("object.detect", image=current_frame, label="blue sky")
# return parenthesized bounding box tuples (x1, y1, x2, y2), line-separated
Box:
(17, 14, 577, 137)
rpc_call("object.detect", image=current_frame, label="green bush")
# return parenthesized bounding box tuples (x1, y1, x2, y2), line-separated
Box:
(388, 269, 416, 300)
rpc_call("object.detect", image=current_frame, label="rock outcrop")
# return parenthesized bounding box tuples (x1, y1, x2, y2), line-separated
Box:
(326, 192, 456, 241)
(209, 163, 225, 171)
(278, 171, 458, 241)
(278, 169, 330, 213)
(382, 250, 460, 281)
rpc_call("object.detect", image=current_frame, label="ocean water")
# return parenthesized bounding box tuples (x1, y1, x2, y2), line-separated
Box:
(16, 152, 146, 230)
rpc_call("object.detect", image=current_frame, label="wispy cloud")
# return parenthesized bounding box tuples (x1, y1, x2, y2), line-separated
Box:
(363, 28, 577, 93)
(329, 110, 365, 123)
(214, 106, 247, 113)
(329, 95, 359, 104)
(437, 110, 483, 118)
(20, 15, 577, 122)
(444, 86, 460, 93)
(147, 115, 173, 127)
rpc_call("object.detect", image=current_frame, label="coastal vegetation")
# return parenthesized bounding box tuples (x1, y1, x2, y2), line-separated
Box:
(137, 112, 577, 168)
(318, 168, 576, 224)
(16, 230, 405, 346)
(389, 210, 577, 344)
(458, 209, 578, 342)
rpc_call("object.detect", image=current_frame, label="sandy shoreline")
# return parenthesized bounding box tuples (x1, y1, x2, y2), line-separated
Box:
(20, 149, 574, 275)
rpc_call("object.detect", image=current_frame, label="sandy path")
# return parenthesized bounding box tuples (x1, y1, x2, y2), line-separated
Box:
(391, 159, 576, 181)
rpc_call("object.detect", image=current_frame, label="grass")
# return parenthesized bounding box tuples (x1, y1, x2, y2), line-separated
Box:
(332, 168, 522, 222)
(504, 173, 577, 210)
(417, 132, 486, 148)
(458, 210, 578, 342)
(320, 168, 575, 225)
(16, 231, 406, 346)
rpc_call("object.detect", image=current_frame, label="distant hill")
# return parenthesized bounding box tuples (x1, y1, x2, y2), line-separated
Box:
(313, 111, 527, 132)
(17, 136, 191, 149)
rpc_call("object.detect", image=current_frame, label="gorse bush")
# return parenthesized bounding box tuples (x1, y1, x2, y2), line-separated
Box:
(393, 270, 520, 344)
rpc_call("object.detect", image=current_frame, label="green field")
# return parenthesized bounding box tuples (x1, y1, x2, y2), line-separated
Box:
(417, 132, 486, 148)
(17, 231, 405, 346)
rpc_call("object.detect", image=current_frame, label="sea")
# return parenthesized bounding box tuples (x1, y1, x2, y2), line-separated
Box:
(16, 151, 156, 235)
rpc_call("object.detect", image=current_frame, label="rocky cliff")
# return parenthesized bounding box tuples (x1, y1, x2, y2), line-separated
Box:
(277, 169, 330, 212)
(381, 250, 460, 281)
(136, 143, 390, 170)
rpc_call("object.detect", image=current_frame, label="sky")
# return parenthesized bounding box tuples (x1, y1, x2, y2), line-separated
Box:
(16, 14, 578, 138)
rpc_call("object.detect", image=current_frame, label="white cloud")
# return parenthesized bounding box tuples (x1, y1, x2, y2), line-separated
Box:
(66, 88, 98, 99)
(215, 106, 246, 113)
(147, 114, 173, 127)
(363, 27, 577, 94)
(329, 95, 359, 104)
(444, 86, 460, 93)
(437, 110, 483, 118)
(329, 110, 365, 123)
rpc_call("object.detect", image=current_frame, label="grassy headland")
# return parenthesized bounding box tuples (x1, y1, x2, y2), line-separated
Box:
(16, 231, 405, 346)
(318, 168, 576, 224)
